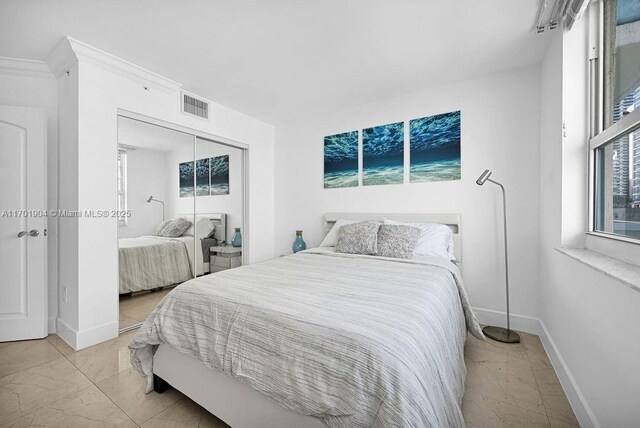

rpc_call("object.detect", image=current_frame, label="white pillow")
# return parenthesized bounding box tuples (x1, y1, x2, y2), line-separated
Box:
(183, 217, 215, 239)
(153, 219, 172, 236)
(384, 219, 455, 260)
(319, 219, 361, 247)
(158, 218, 192, 238)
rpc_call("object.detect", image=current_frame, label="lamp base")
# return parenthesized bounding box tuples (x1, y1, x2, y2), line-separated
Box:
(482, 326, 521, 343)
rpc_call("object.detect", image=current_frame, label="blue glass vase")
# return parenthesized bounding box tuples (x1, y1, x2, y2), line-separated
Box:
(232, 228, 242, 247)
(292, 230, 306, 253)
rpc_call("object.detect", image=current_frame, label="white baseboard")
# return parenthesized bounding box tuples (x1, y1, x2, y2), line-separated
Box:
(55, 317, 77, 349)
(472, 306, 599, 428)
(54, 317, 118, 351)
(472, 307, 541, 335)
(538, 321, 600, 428)
(75, 321, 119, 350)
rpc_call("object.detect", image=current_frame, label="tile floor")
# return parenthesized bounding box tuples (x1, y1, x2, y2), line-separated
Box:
(0, 330, 579, 427)
(119, 288, 175, 330)
(462, 331, 579, 428)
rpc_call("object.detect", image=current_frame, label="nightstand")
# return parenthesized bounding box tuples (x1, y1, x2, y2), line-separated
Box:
(210, 246, 242, 271)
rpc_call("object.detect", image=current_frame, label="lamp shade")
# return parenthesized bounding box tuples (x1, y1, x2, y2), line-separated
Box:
(476, 170, 492, 186)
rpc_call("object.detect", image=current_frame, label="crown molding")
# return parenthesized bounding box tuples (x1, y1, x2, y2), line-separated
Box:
(45, 36, 182, 93)
(0, 56, 54, 79)
(44, 37, 77, 78)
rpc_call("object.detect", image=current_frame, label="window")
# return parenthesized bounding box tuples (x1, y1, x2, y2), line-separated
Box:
(592, 0, 640, 242)
(117, 148, 127, 226)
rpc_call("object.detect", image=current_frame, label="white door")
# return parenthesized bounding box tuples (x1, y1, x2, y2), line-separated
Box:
(0, 106, 47, 341)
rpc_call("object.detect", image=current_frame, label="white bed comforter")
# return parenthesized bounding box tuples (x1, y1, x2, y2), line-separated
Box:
(129, 249, 484, 428)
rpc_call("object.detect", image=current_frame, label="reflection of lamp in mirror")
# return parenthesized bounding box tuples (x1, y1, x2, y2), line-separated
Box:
(146, 195, 165, 221)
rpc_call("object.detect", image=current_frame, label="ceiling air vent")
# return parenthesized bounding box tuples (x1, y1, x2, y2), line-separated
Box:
(181, 91, 209, 120)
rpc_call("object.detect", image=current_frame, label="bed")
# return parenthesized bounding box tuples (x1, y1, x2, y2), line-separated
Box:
(118, 213, 227, 294)
(129, 213, 484, 427)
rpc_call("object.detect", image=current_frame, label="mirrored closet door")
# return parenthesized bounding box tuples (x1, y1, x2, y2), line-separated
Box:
(195, 137, 244, 275)
(116, 115, 245, 333)
(117, 116, 195, 331)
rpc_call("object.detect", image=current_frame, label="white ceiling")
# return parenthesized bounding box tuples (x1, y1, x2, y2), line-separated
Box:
(0, 0, 551, 125)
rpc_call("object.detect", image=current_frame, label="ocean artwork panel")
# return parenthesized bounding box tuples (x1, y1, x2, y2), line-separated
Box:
(195, 158, 210, 196)
(362, 122, 404, 186)
(324, 131, 359, 188)
(210, 154, 230, 195)
(410, 110, 461, 182)
(179, 161, 194, 197)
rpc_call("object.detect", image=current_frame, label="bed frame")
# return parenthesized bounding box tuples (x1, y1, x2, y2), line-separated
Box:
(154, 345, 325, 428)
(152, 212, 462, 428)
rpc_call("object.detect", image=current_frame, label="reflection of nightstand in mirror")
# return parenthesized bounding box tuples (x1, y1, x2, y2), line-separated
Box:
(210, 246, 242, 271)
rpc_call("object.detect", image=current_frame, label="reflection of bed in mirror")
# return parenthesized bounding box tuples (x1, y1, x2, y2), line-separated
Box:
(118, 213, 226, 294)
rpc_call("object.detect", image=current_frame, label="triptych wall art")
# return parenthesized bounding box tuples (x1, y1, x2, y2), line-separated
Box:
(323, 110, 461, 188)
(409, 110, 461, 182)
(180, 154, 230, 197)
(323, 131, 359, 188)
(363, 121, 404, 186)
(195, 158, 210, 196)
(209, 155, 231, 195)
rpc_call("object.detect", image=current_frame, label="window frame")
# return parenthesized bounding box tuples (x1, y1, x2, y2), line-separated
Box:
(588, 0, 640, 245)
(117, 148, 128, 227)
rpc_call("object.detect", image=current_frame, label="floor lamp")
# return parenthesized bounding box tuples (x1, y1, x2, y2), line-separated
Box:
(476, 170, 520, 344)
(146, 195, 165, 221)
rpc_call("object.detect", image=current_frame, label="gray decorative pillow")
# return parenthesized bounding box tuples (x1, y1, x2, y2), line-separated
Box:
(153, 220, 173, 236)
(158, 218, 192, 237)
(335, 221, 380, 255)
(376, 224, 421, 259)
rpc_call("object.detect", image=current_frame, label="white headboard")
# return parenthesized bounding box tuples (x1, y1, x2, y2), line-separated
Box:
(178, 213, 227, 243)
(322, 213, 462, 262)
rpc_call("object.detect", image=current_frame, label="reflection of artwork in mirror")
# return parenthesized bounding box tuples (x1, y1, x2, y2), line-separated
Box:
(179, 161, 194, 197)
(195, 158, 210, 196)
(210, 155, 230, 195)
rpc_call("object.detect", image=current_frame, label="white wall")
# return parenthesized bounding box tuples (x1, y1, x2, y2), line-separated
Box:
(0, 66, 58, 333)
(56, 62, 80, 343)
(52, 39, 274, 349)
(118, 148, 166, 239)
(275, 66, 542, 319)
(538, 10, 640, 428)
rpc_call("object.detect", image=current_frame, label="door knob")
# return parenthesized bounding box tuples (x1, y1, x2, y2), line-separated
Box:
(17, 229, 39, 238)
